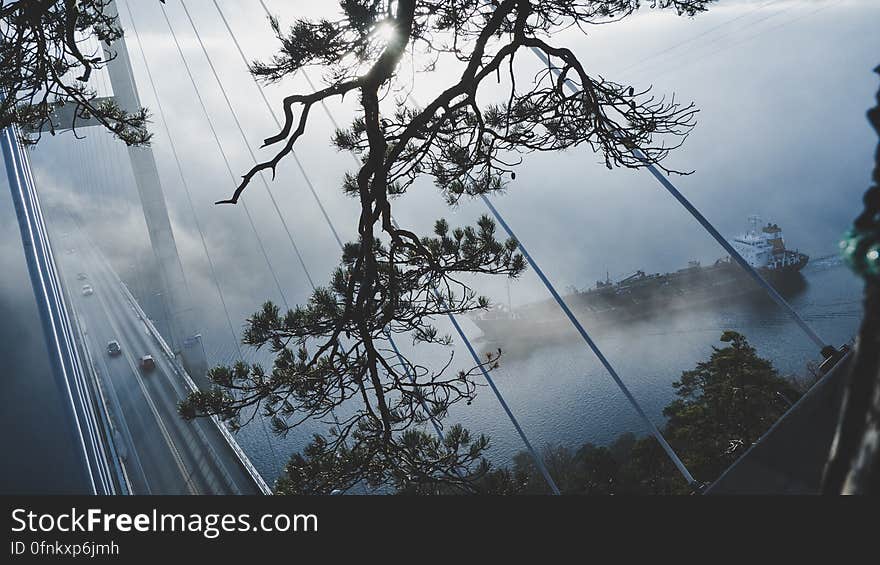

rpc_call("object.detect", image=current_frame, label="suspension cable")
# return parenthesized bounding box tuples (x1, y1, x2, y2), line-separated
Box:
(121, 1, 243, 367)
(168, 1, 375, 488)
(226, 0, 562, 494)
(212, 0, 437, 427)
(300, 13, 683, 488)
(208, 1, 443, 487)
(213, 0, 345, 249)
(158, 2, 290, 313)
(401, 25, 690, 488)
(179, 0, 316, 291)
(355, 38, 695, 484)
(615, 0, 781, 79)
(529, 46, 830, 353)
(122, 0, 284, 471)
(480, 195, 697, 486)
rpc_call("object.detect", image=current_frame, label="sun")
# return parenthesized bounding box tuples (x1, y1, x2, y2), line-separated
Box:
(372, 21, 397, 44)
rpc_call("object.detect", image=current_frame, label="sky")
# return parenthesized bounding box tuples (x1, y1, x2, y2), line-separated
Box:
(4, 0, 879, 477)
(17, 0, 879, 367)
(90, 2, 872, 323)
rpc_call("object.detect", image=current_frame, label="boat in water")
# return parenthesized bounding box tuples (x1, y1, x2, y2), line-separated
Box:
(471, 217, 809, 347)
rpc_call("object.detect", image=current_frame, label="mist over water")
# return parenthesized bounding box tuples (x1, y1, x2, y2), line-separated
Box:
(194, 259, 862, 482)
(454, 258, 861, 468)
(3, 1, 877, 488)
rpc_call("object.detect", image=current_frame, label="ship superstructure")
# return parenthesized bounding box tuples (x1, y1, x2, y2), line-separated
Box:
(471, 218, 809, 346)
(731, 215, 808, 272)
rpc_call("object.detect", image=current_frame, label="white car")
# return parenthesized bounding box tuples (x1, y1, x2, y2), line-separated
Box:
(81, 284, 94, 296)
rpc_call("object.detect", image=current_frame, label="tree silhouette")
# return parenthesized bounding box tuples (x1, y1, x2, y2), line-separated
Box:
(493, 332, 801, 495)
(824, 66, 880, 494)
(180, 0, 714, 494)
(0, 0, 716, 493)
(0, 0, 151, 145)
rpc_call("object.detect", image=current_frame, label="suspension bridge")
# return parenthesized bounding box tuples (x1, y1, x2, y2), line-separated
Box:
(1, 0, 851, 495)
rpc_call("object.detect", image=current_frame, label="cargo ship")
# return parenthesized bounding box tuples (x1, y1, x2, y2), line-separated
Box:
(471, 217, 809, 346)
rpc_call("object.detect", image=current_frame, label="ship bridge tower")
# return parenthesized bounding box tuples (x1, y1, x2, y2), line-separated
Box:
(747, 214, 762, 235)
(762, 223, 785, 252)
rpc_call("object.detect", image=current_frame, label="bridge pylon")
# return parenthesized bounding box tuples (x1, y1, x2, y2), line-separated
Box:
(96, 0, 208, 382)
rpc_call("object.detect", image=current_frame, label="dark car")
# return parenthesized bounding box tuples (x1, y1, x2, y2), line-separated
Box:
(107, 340, 121, 356)
(139, 355, 156, 372)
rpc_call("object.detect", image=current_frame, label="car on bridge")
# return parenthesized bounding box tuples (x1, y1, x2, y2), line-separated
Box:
(107, 340, 121, 356)
(139, 355, 156, 372)
(81, 284, 94, 296)
(76, 272, 87, 281)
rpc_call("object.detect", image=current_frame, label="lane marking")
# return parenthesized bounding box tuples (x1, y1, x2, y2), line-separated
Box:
(84, 245, 227, 494)
(86, 248, 199, 495)
(85, 235, 248, 494)
(69, 220, 263, 494)
(60, 252, 151, 494)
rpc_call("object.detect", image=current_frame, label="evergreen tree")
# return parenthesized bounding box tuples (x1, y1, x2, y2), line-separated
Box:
(185, 0, 713, 494)
(0, 0, 151, 145)
(499, 332, 801, 495)
(1, 0, 716, 492)
(663, 330, 800, 483)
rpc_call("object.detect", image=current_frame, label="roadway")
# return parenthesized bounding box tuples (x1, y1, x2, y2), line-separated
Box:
(55, 220, 265, 495)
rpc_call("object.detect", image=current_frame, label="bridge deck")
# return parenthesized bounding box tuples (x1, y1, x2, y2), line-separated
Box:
(57, 219, 265, 495)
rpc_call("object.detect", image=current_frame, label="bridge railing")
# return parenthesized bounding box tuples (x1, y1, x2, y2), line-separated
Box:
(67, 300, 132, 494)
(3, 117, 119, 495)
